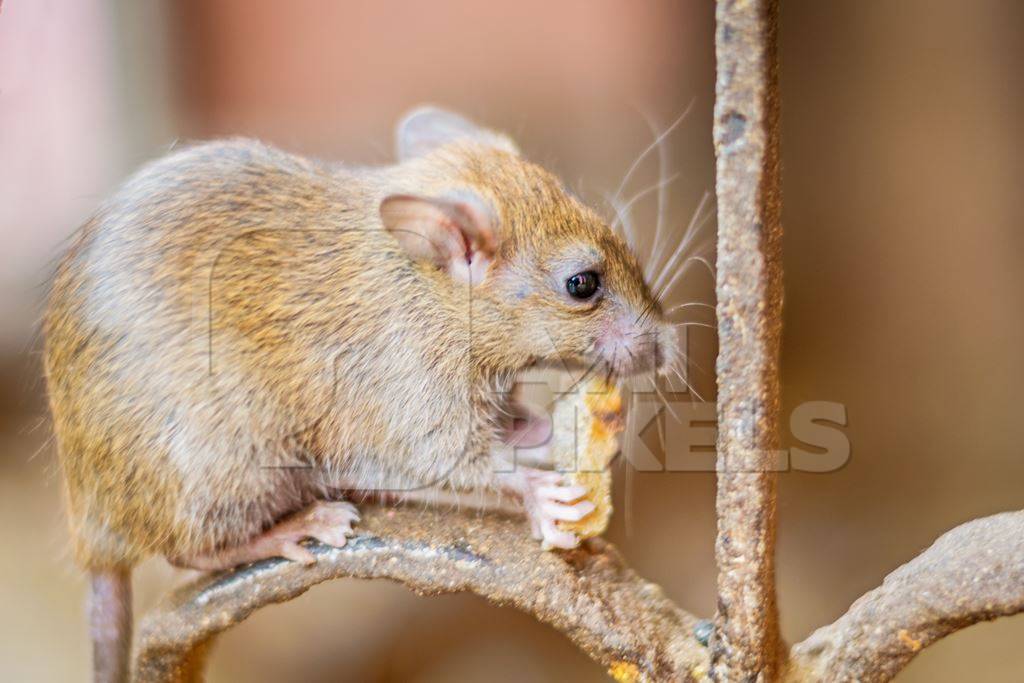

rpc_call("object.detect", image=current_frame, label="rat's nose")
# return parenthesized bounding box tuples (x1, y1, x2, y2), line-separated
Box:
(596, 312, 679, 376)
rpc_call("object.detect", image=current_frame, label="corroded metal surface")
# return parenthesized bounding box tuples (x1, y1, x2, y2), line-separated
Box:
(133, 505, 710, 682)
(711, 0, 785, 680)
(131, 504, 1024, 682)
(789, 511, 1024, 682)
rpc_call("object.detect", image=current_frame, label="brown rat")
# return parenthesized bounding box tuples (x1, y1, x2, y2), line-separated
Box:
(43, 107, 678, 681)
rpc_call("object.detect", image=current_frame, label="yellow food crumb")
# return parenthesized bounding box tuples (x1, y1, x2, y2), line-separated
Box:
(608, 661, 641, 682)
(897, 628, 922, 651)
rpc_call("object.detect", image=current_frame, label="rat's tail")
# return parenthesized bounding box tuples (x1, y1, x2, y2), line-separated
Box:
(88, 567, 132, 683)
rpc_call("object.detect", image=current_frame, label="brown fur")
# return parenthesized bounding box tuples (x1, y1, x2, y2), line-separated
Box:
(45, 130, 671, 571)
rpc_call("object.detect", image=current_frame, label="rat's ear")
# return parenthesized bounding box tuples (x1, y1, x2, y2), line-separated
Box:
(395, 106, 519, 161)
(380, 191, 499, 285)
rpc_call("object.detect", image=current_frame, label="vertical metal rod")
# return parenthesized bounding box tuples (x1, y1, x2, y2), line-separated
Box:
(711, 0, 784, 680)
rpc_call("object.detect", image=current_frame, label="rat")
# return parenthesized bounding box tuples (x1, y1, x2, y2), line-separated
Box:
(43, 106, 679, 682)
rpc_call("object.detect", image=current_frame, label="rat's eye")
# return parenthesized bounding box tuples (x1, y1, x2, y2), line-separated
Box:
(566, 271, 600, 300)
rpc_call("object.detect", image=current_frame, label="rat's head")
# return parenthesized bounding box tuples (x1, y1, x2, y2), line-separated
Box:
(381, 106, 678, 380)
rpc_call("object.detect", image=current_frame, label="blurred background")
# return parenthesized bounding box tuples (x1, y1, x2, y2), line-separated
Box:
(2, 0, 1023, 680)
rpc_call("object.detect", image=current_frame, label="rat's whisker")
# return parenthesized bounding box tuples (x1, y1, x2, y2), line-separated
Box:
(640, 306, 658, 327)
(666, 301, 716, 316)
(608, 195, 639, 250)
(642, 111, 672, 280)
(27, 432, 56, 463)
(653, 383, 681, 423)
(652, 208, 714, 297)
(669, 342, 710, 377)
(689, 254, 717, 280)
(680, 252, 716, 283)
(633, 299, 657, 326)
(674, 321, 717, 331)
(612, 100, 695, 205)
(565, 359, 599, 393)
(611, 173, 680, 232)
(668, 365, 706, 403)
(656, 250, 716, 301)
(652, 190, 714, 291)
(652, 196, 710, 289)
(623, 391, 636, 538)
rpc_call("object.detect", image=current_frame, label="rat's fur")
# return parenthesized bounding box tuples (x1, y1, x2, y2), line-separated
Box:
(43, 109, 675, 681)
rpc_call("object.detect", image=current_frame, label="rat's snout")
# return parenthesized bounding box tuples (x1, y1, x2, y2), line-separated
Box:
(595, 310, 679, 377)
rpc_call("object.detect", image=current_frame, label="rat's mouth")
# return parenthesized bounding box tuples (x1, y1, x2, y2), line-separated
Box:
(501, 391, 553, 452)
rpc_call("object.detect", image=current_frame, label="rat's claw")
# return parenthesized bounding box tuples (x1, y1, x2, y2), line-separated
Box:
(306, 500, 361, 526)
(309, 526, 354, 549)
(536, 484, 588, 502)
(538, 519, 580, 550)
(541, 498, 595, 522)
(502, 467, 592, 550)
(526, 469, 564, 486)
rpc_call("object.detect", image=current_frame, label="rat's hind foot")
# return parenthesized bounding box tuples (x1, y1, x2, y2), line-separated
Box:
(499, 467, 594, 550)
(270, 500, 361, 559)
(170, 500, 361, 571)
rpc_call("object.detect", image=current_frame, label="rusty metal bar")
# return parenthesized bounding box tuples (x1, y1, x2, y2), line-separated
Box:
(710, 0, 785, 680)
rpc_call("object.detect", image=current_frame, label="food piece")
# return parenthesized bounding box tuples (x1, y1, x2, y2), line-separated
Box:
(549, 377, 624, 539)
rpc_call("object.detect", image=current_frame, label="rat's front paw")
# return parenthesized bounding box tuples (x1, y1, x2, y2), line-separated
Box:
(506, 468, 595, 550)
